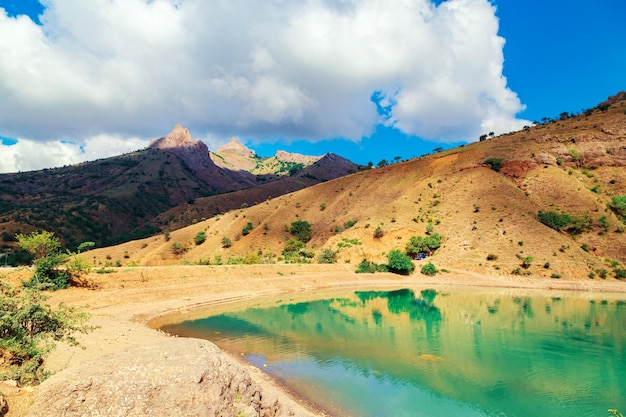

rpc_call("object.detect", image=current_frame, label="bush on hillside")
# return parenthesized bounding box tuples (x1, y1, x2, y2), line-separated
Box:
(289, 220, 312, 243)
(420, 262, 438, 276)
(538, 210, 571, 231)
(355, 259, 388, 274)
(484, 157, 504, 172)
(406, 233, 442, 256)
(318, 248, 337, 264)
(387, 250, 414, 275)
(194, 231, 206, 245)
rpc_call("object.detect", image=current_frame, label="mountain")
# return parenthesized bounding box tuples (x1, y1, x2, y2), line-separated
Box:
(0, 126, 361, 256)
(89, 93, 626, 280)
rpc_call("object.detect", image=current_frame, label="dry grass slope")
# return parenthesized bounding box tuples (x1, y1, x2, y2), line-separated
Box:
(90, 95, 626, 282)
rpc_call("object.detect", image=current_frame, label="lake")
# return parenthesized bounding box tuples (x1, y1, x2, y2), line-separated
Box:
(160, 287, 626, 417)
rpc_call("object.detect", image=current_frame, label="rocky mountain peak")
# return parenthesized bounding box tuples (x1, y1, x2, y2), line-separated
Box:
(148, 125, 212, 168)
(216, 137, 255, 158)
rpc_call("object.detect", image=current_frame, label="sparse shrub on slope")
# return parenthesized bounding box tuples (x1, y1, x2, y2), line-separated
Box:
(484, 157, 504, 172)
(421, 262, 438, 276)
(318, 248, 337, 264)
(289, 220, 312, 243)
(538, 211, 572, 231)
(194, 231, 206, 245)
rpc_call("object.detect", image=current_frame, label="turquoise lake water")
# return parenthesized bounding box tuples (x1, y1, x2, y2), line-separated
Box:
(161, 288, 626, 417)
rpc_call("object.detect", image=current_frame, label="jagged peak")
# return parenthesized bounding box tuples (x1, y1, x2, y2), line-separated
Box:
(216, 137, 255, 157)
(149, 124, 196, 149)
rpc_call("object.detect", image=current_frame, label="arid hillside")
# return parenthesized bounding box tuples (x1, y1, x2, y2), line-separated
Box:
(89, 93, 626, 281)
(0, 126, 360, 256)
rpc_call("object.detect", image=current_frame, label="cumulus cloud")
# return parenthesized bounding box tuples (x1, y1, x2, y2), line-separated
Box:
(0, 0, 528, 172)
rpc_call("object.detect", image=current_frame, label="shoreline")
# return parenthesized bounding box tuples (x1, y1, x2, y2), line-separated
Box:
(3, 264, 625, 416)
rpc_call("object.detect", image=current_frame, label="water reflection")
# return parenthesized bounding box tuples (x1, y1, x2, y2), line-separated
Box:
(162, 288, 626, 417)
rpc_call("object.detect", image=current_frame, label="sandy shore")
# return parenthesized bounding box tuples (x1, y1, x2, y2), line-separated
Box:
(2, 264, 625, 416)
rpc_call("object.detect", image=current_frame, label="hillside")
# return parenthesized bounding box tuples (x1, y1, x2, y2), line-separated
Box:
(89, 93, 626, 281)
(0, 126, 360, 258)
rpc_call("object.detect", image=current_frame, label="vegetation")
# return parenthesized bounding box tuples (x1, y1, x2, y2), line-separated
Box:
(484, 157, 504, 172)
(317, 248, 337, 264)
(420, 262, 438, 276)
(610, 195, 626, 220)
(289, 220, 312, 243)
(405, 233, 442, 257)
(537, 210, 591, 234)
(355, 259, 388, 273)
(242, 222, 253, 236)
(16, 231, 91, 290)
(171, 242, 188, 255)
(194, 231, 206, 245)
(221, 237, 232, 248)
(386, 250, 414, 275)
(373, 226, 384, 239)
(0, 280, 93, 385)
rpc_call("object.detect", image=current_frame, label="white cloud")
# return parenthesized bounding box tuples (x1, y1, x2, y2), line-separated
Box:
(0, 0, 528, 172)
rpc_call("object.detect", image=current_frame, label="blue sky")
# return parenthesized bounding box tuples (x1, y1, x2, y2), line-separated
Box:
(0, 0, 624, 172)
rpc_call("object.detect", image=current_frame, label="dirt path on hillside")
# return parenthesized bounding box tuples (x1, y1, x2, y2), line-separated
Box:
(2, 265, 625, 416)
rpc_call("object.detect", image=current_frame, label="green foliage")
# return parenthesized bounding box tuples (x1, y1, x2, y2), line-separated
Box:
(610, 195, 626, 218)
(373, 226, 384, 239)
(568, 148, 580, 161)
(486, 253, 498, 261)
(242, 222, 253, 236)
(164, 232, 171, 241)
(194, 231, 206, 245)
(615, 269, 626, 280)
(76, 241, 95, 253)
(355, 259, 388, 273)
(0, 281, 93, 385)
(221, 237, 232, 248)
(289, 220, 312, 243)
(16, 231, 60, 260)
(521, 256, 533, 269)
(317, 248, 337, 264)
(420, 262, 438, 276)
(538, 210, 571, 231)
(319, 202, 326, 211)
(387, 250, 414, 275)
(282, 238, 305, 256)
(484, 157, 504, 172)
(405, 233, 442, 256)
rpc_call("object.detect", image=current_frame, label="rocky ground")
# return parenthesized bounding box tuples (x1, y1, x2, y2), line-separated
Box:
(1, 264, 625, 416)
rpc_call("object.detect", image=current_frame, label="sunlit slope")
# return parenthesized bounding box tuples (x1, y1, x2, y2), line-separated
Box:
(90, 95, 626, 280)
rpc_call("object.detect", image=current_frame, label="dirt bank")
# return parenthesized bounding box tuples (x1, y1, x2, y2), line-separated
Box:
(1, 265, 624, 416)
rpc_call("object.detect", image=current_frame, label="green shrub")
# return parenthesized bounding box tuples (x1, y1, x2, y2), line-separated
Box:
(242, 222, 253, 236)
(387, 250, 414, 275)
(420, 262, 438, 276)
(355, 259, 387, 273)
(318, 248, 337, 264)
(521, 256, 533, 269)
(538, 210, 571, 231)
(283, 238, 305, 256)
(550, 273, 562, 279)
(615, 269, 626, 280)
(221, 237, 232, 248)
(373, 226, 384, 239)
(289, 220, 312, 243)
(486, 254, 498, 261)
(0, 281, 93, 385)
(194, 231, 206, 245)
(25, 254, 71, 291)
(484, 157, 504, 172)
(406, 233, 442, 256)
(568, 148, 580, 161)
(610, 195, 626, 218)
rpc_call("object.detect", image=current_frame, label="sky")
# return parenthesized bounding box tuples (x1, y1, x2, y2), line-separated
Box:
(0, 0, 624, 173)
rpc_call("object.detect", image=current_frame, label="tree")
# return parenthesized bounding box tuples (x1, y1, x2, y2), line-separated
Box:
(16, 231, 60, 260)
(17, 231, 69, 290)
(289, 220, 312, 243)
(406, 233, 442, 256)
(76, 241, 95, 253)
(242, 222, 253, 236)
(377, 159, 388, 168)
(387, 250, 414, 275)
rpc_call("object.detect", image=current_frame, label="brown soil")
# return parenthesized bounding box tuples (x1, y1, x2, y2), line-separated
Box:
(1, 265, 625, 416)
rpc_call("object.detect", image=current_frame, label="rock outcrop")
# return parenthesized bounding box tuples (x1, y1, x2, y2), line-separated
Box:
(26, 338, 306, 417)
(149, 124, 214, 169)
